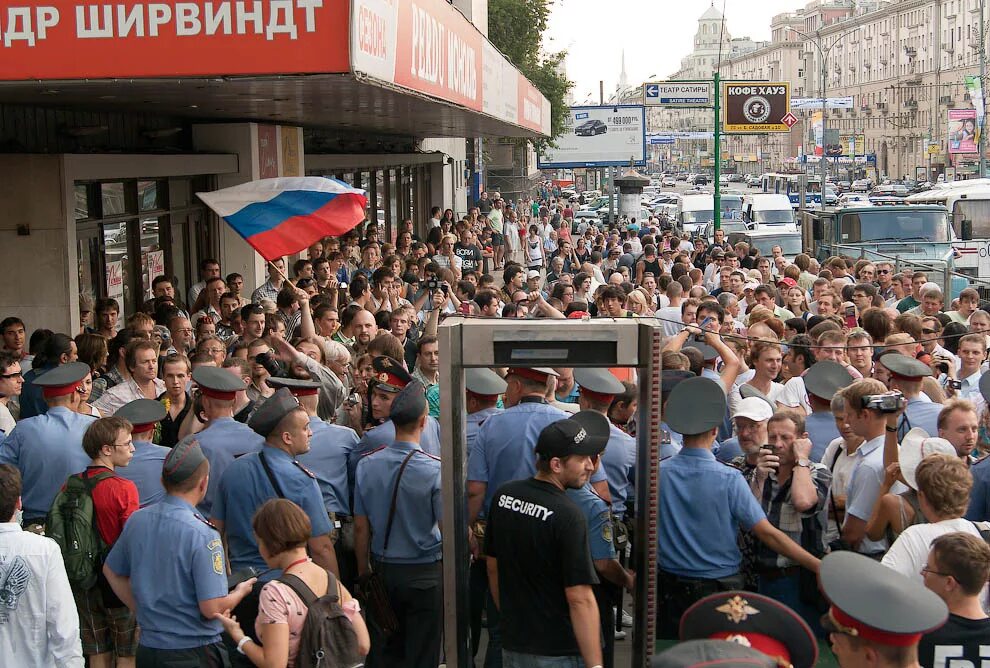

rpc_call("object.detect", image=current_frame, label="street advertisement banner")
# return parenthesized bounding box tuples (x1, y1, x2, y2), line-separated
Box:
(723, 82, 791, 133)
(791, 96, 854, 110)
(824, 132, 865, 157)
(538, 106, 646, 169)
(966, 76, 984, 142)
(948, 109, 978, 154)
(811, 112, 823, 155)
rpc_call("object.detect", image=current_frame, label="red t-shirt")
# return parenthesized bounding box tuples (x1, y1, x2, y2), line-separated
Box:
(79, 466, 140, 546)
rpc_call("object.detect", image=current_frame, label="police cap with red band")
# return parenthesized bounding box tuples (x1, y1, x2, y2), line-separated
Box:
(192, 365, 246, 400)
(36, 362, 90, 399)
(879, 352, 933, 381)
(573, 367, 625, 404)
(507, 367, 559, 384)
(680, 591, 818, 668)
(267, 377, 321, 397)
(465, 368, 507, 398)
(651, 639, 780, 668)
(820, 551, 947, 648)
(115, 398, 167, 434)
(370, 356, 412, 394)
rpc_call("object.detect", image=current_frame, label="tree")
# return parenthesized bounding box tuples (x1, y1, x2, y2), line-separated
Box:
(488, 0, 572, 144)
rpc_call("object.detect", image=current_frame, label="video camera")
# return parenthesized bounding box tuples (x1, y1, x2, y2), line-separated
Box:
(861, 391, 907, 413)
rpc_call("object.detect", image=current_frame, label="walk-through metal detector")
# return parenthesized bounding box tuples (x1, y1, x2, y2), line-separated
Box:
(439, 317, 663, 668)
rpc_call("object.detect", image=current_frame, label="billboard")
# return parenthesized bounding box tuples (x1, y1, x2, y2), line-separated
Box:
(824, 132, 866, 157)
(537, 106, 646, 168)
(948, 109, 978, 154)
(643, 81, 712, 107)
(723, 82, 791, 133)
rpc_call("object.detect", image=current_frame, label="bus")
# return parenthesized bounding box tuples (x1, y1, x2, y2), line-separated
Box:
(760, 173, 823, 210)
(906, 181, 990, 282)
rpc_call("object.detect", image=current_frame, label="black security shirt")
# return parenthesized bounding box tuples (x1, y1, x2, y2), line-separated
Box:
(486, 477, 598, 656)
(918, 614, 990, 668)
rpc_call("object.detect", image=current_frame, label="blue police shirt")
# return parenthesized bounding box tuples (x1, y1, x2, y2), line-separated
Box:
(600, 423, 636, 518)
(354, 441, 442, 564)
(194, 417, 264, 516)
(18, 364, 54, 419)
(715, 437, 742, 463)
(566, 484, 616, 561)
(899, 396, 941, 439)
(467, 407, 503, 458)
(0, 406, 94, 519)
(966, 456, 990, 522)
(658, 447, 766, 578)
(117, 438, 170, 507)
(297, 417, 359, 515)
(105, 495, 227, 650)
(805, 411, 840, 463)
(212, 446, 332, 578)
(468, 399, 607, 511)
(349, 416, 442, 483)
(660, 421, 684, 461)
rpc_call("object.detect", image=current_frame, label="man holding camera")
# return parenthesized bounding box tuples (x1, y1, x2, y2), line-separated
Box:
(880, 354, 941, 440)
(838, 378, 904, 556)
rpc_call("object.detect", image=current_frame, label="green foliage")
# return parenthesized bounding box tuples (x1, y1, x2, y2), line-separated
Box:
(488, 0, 572, 145)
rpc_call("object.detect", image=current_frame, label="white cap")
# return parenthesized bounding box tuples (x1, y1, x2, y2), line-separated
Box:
(527, 270, 541, 279)
(743, 280, 761, 292)
(900, 427, 957, 490)
(734, 396, 774, 422)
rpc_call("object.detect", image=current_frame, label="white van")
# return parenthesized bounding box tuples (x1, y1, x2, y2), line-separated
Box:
(678, 194, 715, 235)
(743, 194, 797, 232)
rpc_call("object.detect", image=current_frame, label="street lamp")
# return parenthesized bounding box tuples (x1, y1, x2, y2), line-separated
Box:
(788, 25, 860, 197)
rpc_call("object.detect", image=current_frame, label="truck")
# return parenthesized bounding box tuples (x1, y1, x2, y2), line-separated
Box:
(808, 204, 967, 298)
(677, 194, 714, 236)
(742, 194, 797, 232)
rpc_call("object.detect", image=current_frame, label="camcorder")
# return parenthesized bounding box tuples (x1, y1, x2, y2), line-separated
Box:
(254, 351, 285, 378)
(861, 391, 907, 413)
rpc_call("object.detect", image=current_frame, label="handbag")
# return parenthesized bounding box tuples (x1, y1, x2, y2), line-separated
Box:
(353, 450, 417, 639)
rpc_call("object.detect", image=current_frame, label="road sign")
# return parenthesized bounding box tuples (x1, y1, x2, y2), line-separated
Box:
(781, 112, 797, 128)
(723, 82, 791, 133)
(643, 81, 712, 107)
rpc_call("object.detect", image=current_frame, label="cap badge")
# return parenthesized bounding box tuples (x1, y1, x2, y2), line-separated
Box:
(574, 428, 587, 443)
(724, 634, 752, 648)
(717, 595, 760, 624)
(378, 372, 390, 383)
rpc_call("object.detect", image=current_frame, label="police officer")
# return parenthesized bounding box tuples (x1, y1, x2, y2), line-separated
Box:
(114, 398, 171, 507)
(660, 370, 695, 459)
(803, 361, 854, 462)
(881, 353, 941, 439)
(680, 590, 819, 668)
(268, 376, 360, 586)
(0, 362, 94, 529)
(465, 367, 507, 455)
(211, 388, 337, 665)
(575, 367, 636, 521)
(349, 356, 442, 482)
(566, 412, 635, 668)
(103, 438, 257, 666)
(819, 551, 948, 668)
(657, 377, 821, 638)
(191, 366, 264, 515)
(353, 380, 442, 668)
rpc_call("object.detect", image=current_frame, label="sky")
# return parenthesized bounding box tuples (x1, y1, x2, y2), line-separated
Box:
(545, 0, 803, 104)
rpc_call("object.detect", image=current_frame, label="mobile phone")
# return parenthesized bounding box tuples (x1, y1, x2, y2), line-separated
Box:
(844, 306, 857, 329)
(694, 317, 713, 342)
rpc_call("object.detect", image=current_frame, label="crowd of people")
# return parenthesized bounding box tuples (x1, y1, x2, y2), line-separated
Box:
(1, 187, 990, 668)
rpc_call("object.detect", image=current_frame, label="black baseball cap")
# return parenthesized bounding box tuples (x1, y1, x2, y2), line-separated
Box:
(534, 411, 609, 459)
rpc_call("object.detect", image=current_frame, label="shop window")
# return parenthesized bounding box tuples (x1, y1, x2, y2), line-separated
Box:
(101, 182, 128, 216)
(138, 180, 165, 212)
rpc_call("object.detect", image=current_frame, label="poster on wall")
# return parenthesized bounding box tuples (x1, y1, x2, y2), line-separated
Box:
(146, 250, 165, 294)
(948, 110, 978, 154)
(916, 166, 928, 182)
(106, 261, 124, 299)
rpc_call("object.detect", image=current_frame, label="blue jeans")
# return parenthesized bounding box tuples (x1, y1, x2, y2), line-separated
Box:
(503, 650, 585, 668)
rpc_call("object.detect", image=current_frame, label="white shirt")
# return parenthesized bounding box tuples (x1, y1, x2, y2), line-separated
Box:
(92, 377, 167, 416)
(821, 437, 860, 543)
(779, 376, 812, 414)
(0, 402, 15, 435)
(728, 381, 786, 417)
(882, 518, 989, 602)
(0, 523, 83, 667)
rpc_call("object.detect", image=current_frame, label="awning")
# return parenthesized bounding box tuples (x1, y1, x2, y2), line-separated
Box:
(0, 0, 551, 139)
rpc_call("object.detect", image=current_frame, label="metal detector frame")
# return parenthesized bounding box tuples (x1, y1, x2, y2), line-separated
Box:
(439, 317, 663, 668)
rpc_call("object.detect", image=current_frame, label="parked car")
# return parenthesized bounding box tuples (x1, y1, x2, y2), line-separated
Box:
(574, 120, 607, 136)
(728, 173, 746, 182)
(675, 173, 688, 181)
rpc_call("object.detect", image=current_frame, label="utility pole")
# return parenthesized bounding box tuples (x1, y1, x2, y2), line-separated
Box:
(820, 40, 828, 203)
(980, 0, 986, 177)
(714, 70, 721, 231)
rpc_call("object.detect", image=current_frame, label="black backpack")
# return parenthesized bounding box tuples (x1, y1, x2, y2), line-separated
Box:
(277, 570, 364, 668)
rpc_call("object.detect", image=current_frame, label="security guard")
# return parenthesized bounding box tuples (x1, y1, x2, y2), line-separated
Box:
(114, 398, 171, 507)
(0, 362, 94, 528)
(465, 367, 507, 456)
(191, 366, 264, 515)
(353, 380, 442, 668)
(349, 356, 442, 482)
(881, 353, 941, 440)
(268, 376, 360, 586)
(211, 388, 337, 665)
(566, 411, 634, 668)
(657, 377, 821, 639)
(103, 438, 257, 666)
(660, 370, 695, 460)
(575, 367, 635, 520)
(803, 361, 854, 462)
(819, 551, 948, 667)
(680, 591, 819, 668)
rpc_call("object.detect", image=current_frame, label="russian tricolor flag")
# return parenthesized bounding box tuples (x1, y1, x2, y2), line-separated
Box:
(197, 177, 368, 261)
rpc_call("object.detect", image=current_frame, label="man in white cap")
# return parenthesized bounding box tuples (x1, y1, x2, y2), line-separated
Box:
(715, 396, 773, 464)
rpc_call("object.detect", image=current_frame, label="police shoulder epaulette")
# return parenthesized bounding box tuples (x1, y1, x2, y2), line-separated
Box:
(195, 514, 220, 533)
(975, 453, 990, 466)
(361, 445, 388, 458)
(293, 461, 317, 479)
(423, 452, 441, 461)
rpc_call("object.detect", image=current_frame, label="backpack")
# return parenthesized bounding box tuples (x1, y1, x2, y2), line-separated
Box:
(47, 470, 114, 590)
(278, 570, 364, 668)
